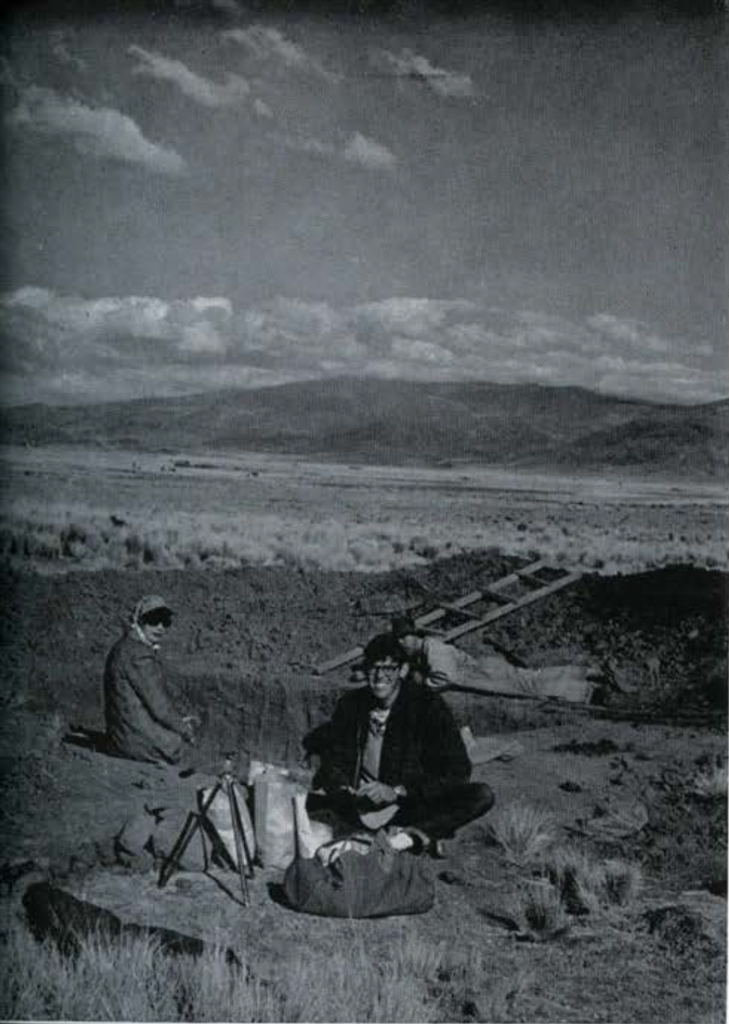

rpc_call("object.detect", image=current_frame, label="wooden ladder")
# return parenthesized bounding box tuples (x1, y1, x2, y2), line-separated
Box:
(313, 559, 583, 674)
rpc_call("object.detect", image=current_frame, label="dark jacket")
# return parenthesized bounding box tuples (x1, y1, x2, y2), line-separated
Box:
(104, 633, 186, 764)
(316, 678, 470, 805)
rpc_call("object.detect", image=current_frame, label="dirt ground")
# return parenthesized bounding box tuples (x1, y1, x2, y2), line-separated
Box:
(0, 552, 726, 1022)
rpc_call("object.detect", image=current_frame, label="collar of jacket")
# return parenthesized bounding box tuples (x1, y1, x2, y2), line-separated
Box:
(352, 679, 414, 786)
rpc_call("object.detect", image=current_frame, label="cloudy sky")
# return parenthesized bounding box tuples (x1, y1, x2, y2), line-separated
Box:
(1, 0, 726, 406)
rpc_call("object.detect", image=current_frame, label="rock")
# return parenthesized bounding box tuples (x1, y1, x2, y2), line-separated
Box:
(559, 780, 582, 793)
(115, 812, 156, 871)
(644, 891, 727, 953)
(460, 727, 524, 766)
(0, 859, 39, 894)
(22, 881, 239, 963)
(584, 799, 648, 840)
(115, 806, 214, 874)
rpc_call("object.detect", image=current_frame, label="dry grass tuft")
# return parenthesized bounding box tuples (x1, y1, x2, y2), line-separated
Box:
(488, 800, 558, 865)
(601, 859, 643, 908)
(688, 761, 727, 800)
(0, 915, 530, 1023)
(1, 460, 727, 577)
(545, 847, 643, 917)
(516, 879, 570, 940)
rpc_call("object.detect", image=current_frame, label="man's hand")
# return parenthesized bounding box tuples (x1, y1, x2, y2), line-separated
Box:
(356, 781, 399, 807)
(181, 716, 198, 744)
(425, 673, 451, 692)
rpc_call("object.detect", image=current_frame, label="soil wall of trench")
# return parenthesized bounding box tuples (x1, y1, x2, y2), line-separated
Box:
(1, 553, 726, 772)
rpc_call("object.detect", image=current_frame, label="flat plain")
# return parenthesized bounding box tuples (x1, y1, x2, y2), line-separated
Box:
(1, 444, 726, 575)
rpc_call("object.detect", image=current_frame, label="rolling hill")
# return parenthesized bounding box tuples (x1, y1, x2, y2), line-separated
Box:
(1, 378, 727, 478)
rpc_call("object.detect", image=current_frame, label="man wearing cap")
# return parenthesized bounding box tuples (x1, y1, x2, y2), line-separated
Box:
(391, 613, 601, 703)
(391, 614, 463, 693)
(103, 595, 196, 764)
(313, 633, 493, 855)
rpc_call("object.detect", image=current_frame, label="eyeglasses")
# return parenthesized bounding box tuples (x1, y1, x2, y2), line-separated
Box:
(370, 661, 400, 676)
(142, 610, 173, 628)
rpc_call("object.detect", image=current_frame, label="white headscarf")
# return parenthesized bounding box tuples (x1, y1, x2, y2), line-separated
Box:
(130, 595, 170, 649)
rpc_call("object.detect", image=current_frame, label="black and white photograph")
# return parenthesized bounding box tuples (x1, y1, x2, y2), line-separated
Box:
(0, 0, 726, 1020)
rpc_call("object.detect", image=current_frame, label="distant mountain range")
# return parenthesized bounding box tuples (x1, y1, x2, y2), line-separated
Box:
(2, 378, 728, 478)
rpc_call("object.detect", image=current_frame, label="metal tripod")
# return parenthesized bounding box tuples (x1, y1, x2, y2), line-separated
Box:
(158, 756, 254, 905)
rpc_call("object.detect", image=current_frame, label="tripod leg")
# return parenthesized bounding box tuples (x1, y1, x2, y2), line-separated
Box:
(158, 811, 200, 889)
(228, 781, 255, 878)
(158, 781, 222, 889)
(223, 777, 250, 905)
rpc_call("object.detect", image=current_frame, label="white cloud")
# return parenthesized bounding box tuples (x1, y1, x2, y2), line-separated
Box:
(253, 97, 274, 118)
(279, 133, 334, 158)
(343, 133, 396, 171)
(4, 286, 53, 311)
(129, 45, 250, 108)
(355, 298, 477, 338)
(277, 131, 395, 172)
(595, 359, 729, 404)
(587, 313, 671, 354)
(5, 289, 170, 337)
(445, 322, 504, 354)
(6, 86, 185, 176)
(223, 25, 340, 82)
(239, 298, 364, 362)
(372, 48, 474, 98)
(266, 297, 343, 337)
(512, 311, 602, 353)
(391, 336, 455, 364)
(0, 288, 233, 362)
(179, 322, 227, 354)
(190, 297, 233, 315)
(2, 288, 726, 405)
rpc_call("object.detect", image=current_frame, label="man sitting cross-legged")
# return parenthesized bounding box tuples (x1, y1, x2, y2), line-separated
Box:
(310, 633, 494, 856)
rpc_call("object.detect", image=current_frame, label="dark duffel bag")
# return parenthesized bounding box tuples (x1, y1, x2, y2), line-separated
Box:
(282, 832, 435, 918)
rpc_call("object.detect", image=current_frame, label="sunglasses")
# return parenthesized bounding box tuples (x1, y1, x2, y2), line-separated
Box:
(142, 610, 173, 628)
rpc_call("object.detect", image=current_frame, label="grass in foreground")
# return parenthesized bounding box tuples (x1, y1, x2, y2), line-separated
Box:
(0, 918, 529, 1022)
(488, 800, 558, 866)
(542, 847, 643, 920)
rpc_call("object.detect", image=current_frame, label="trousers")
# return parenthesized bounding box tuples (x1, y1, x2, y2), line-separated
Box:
(392, 781, 494, 838)
(309, 781, 494, 840)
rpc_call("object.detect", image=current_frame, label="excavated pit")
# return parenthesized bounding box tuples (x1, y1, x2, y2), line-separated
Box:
(0, 554, 726, 883)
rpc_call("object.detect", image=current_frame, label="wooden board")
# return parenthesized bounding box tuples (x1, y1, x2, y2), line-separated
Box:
(440, 571, 583, 643)
(313, 560, 582, 675)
